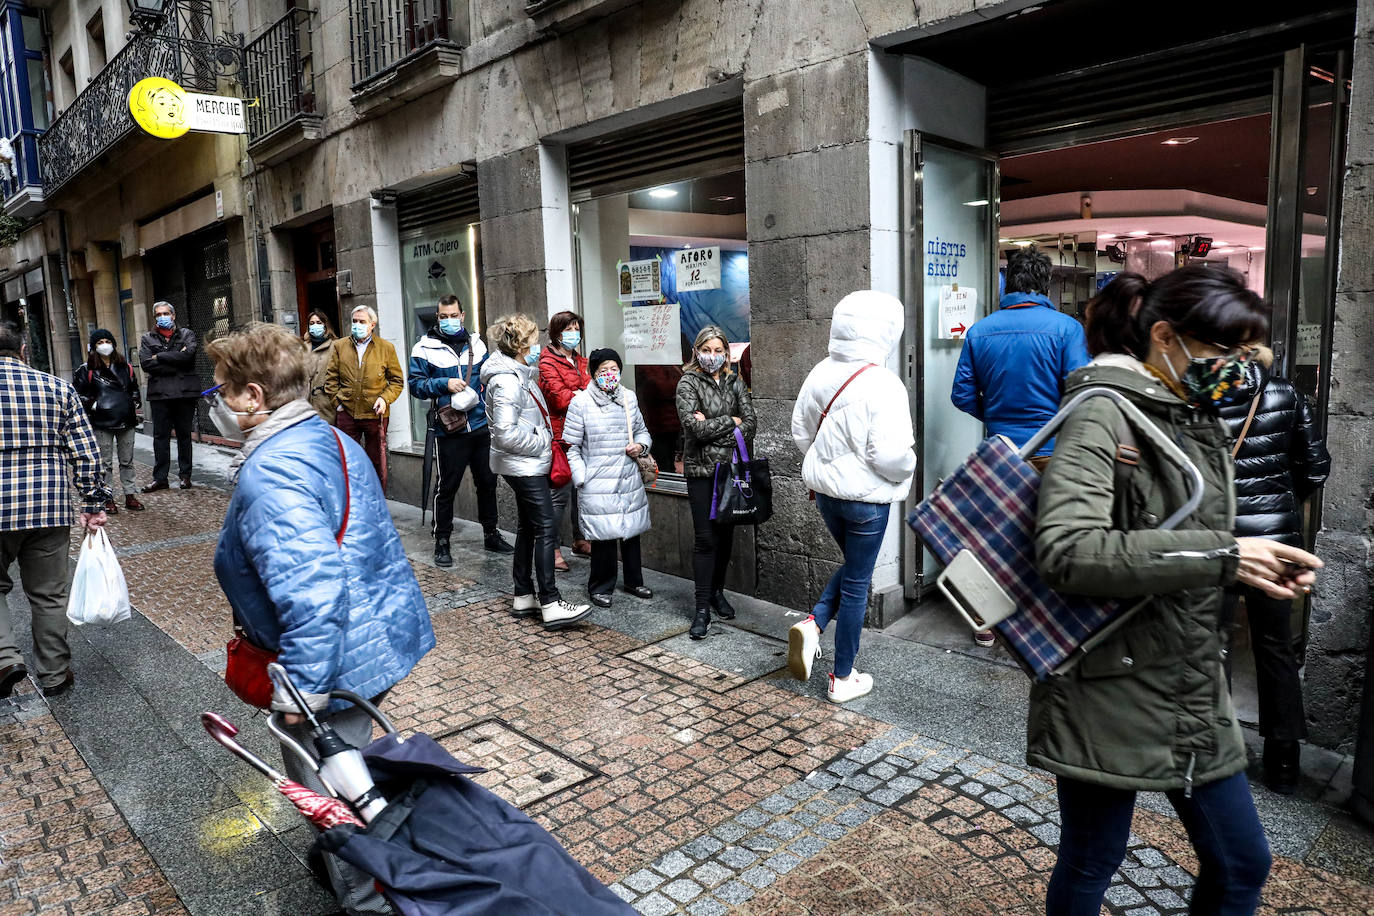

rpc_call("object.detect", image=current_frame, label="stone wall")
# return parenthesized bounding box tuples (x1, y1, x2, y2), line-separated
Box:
(1313, 0, 1374, 754)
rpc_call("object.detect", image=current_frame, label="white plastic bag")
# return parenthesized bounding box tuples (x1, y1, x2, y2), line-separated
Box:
(66, 529, 132, 626)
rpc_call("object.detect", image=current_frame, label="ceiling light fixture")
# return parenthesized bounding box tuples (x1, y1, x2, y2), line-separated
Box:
(648, 188, 678, 199)
(1098, 233, 1116, 240)
(708, 195, 736, 202)
(963, 199, 989, 207)
(1128, 230, 1150, 237)
(1014, 240, 1033, 247)
(1161, 137, 1198, 145)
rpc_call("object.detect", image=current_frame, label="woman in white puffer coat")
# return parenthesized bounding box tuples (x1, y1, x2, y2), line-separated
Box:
(787, 290, 916, 704)
(563, 348, 655, 608)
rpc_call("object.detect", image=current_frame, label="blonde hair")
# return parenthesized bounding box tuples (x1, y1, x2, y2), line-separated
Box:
(489, 313, 540, 358)
(205, 322, 310, 409)
(682, 324, 733, 375)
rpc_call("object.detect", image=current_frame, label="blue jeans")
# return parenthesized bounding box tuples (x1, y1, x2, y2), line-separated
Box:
(812, 494, 890, 679)
(1049, 772, 1271, 916)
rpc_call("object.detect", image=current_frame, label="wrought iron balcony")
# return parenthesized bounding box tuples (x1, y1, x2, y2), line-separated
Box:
(348, 0, 456, 88)
(246, 8, 317, 143)
(37, 2, 233, 196)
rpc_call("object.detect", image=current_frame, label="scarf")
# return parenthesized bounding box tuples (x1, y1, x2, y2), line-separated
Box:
(228, 398, 320, 484)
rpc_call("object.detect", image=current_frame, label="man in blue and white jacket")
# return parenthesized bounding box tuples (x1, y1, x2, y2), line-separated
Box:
(408, 294, 513, 566)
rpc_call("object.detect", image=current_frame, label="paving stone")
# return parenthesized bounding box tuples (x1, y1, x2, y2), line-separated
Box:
(682, 836, 725, 860)
(1029, 822, 1061, 847)
(1105, 884, 1147, 907)
(846, 773, 881, 792)
(608, 883, 636, 903)
(1123, 907, 1162, 916)
(1134, 847, 1169, 867)
(1123, 867, 1164, 888)
(736, 808, 770, 827)
(782, 781, 822, 800)
(744, 833, 782, 852)
(687, 900, 730, 916)
(1002, 782, 1036, 801)
(739, 865, 777, 889)
(815, 822, 848, 839)
(691, 862, 733, 888)
(804, 771, 842, 790)
(1159, 866, 1194, 889)
(805, 798, 839, 815)
(962, 781, 987, 796)
(624, 869, 665, 893)
(867, 787, 905, 806)
(764, 851, 802, 874)
(1004, 804, 1043, 825)
(764, 818, 803, 839)
(653, 851, 694, 878)
(889, 775, 925, 794)
(719, 846, 759, 869)
(759, 793, 795, 814)
(633, 891, 676, 915)
(983, 791, 1016, 808)
(712, 822, 747, 843)
(793, 810, 820, 826)
(834, 807, 874, 827)
(828, 759, 862, 777)
(868, 762, 898, 780)
(663, 878, 703, 903)
(714, 880, 755, 905)
(887, 755, 916, 769)
(1146, 888, 1189, 909)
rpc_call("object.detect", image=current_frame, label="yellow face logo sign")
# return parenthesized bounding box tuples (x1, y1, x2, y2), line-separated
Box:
(129, 77, 189, 139)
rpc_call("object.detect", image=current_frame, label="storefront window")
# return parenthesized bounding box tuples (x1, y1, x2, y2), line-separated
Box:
(572, 171, 748, 478)
(400, 219, 483, 443)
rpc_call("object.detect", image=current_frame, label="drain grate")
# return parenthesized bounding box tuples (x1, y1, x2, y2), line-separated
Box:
(433, 718, 600, 807)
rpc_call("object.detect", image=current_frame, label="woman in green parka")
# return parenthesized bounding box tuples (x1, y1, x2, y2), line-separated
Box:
(1031, 264, 1322, 916)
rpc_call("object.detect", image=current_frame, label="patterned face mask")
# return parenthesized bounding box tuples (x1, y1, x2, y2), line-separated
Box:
(1163, 335, 1251, 410)
(697, 351, 726, 374)
(595, 369, 620, 393)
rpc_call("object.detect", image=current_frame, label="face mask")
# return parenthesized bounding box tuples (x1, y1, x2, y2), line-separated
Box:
(155, 315, 173, 330)
(352, 323, 369, 341)
(524, 344, 541, 366)
(95, 342, 114, 357)
(561, 331, 581, 350)
(207, 393, 271, 444)
(595, 370, 620, 393)
(438, 317, 463, 336)
(1163, 336, 1250, 410)
(308, 324, 326, 340)
(697, 351, 726, 374)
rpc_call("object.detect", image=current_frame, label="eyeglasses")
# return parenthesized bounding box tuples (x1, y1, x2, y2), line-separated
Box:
(1185, 337, 1258, 363)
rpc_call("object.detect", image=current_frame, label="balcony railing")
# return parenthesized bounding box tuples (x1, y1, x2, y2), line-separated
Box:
(246, 8, 316, 142)
(348, 0, 454, 88)
(38, 1, 224, 196)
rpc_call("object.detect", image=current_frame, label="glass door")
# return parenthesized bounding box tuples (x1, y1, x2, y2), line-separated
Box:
(902, 132, 999, 597)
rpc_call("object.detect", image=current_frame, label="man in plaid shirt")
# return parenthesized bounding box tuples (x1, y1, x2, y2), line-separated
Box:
(0, 321, 109, 698)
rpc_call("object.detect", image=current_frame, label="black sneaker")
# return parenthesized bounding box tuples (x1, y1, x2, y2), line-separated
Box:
(0, 664, 27, 699)
(434, 538, 453, 567)
(484, 532, 515, 554)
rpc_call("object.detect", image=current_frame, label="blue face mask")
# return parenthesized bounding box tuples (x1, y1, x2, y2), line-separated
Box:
(561, 331, 581, 350)
(308, 324, 326, 340)
(155, 315, 174, 330)
(524, 344, 542, 366)
(438, 317, 463, 336)
(352, 323, 369, 340)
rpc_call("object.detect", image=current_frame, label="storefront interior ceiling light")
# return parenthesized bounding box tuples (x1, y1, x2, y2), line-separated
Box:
(998, 238, 1012, 243)
(963, 199, 989, 207)
(649, 188, 678, 198)
(709, 195, 736, 202)
(1014, 240, 1033, 247)
(1161, 137, 1198, 145)
(1128, 230, 1150, 237)
(1098, 233, 1116, 240)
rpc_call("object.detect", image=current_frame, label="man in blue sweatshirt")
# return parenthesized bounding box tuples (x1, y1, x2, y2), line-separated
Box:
(950, 246, 1089, 646)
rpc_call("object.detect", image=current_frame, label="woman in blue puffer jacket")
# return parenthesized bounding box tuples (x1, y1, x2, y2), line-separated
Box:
(207, 322, 434, 915)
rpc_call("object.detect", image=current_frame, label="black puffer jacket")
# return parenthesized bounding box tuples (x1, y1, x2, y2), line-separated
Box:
(675, 369, 756, 478)
(1218, 362, 1330, 545)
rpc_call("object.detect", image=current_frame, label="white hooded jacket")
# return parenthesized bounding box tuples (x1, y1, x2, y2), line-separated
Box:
(791, 291, 916, 504)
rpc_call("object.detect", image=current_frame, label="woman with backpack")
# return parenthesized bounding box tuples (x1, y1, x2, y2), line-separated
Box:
(1031, 264, 1322, 916)
(73, 329, 144, 513)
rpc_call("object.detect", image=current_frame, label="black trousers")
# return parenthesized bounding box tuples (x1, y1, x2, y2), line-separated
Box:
(504, 475, 560, 605)
(150, 397, 196, 482)
(1223, 587, 1308, 741)
(588, 536, 644, 597)
(433, 427, 499, 540)
(686, 477, 735, 609)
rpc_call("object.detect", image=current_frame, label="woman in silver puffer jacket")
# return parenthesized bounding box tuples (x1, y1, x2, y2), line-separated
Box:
(481, 313, 590, 631)
(563, 348, 655, 608)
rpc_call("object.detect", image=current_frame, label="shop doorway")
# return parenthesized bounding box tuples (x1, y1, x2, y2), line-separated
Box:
(293, 217, 338, 334)
(894, 5, 1354, 616)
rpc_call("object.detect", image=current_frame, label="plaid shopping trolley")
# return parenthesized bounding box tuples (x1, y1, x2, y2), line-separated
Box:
(907, 387, 1205, 680)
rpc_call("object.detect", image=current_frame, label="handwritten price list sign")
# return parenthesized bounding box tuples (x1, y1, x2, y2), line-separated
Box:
(623, 303, 681, 365)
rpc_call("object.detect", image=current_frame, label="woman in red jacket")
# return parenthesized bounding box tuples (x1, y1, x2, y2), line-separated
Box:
(539, 311, 592, 571)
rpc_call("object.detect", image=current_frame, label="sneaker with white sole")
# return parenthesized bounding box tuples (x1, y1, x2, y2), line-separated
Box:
(974, 629, 996, 648)
(512, 594, 540, 618)
(541, 599, 592, 631)
(827, 671, 874, 703)
(788, 616, 822, 682)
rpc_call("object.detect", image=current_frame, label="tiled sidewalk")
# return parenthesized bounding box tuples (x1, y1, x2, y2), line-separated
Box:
(2, 456, 1371, 915)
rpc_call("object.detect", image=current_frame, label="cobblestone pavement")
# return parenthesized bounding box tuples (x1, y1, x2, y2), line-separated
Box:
(1, 453, 1371, 915)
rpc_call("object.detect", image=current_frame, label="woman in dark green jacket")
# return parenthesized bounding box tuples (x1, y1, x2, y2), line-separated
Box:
(1032, 265, 1321, 916)
(675, 325, 756, 640)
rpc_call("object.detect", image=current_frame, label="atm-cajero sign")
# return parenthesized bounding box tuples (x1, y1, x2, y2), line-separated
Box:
(128, 77, 246, 139)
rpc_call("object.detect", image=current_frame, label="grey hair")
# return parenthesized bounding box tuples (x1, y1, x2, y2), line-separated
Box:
(350, 305, 379, 324)
(152, 300, 175, 317)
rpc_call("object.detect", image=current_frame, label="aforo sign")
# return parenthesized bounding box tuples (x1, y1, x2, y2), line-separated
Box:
(129, 77, 246, 139)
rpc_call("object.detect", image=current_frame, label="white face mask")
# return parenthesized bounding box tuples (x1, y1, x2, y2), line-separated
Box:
(95, 342, 115, 357)
(207, 392, 271, 444)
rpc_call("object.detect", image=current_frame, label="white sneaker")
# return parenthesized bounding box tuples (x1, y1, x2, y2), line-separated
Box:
(541, 599, 592, 631)
(788, 616, 821, 682)
(827, 671, 874, 704)
(974, 629, 996, 648)
(512, 594, 541, 618)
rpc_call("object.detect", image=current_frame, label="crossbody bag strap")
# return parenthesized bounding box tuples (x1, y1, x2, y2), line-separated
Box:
(331, 429, 351, 545)
(1231, 379, 1266, 459)
(817, 363, 875, 429)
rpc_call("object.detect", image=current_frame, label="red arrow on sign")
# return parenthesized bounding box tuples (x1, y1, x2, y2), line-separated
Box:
(949, 323, 967, 336)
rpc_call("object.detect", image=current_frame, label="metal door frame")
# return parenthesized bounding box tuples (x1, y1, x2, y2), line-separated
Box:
(900, 130, 1001, 600)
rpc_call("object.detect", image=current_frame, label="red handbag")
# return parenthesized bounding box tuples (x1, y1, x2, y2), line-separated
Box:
(530, 388, 573, 489)
(224, 430, 351, 708)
